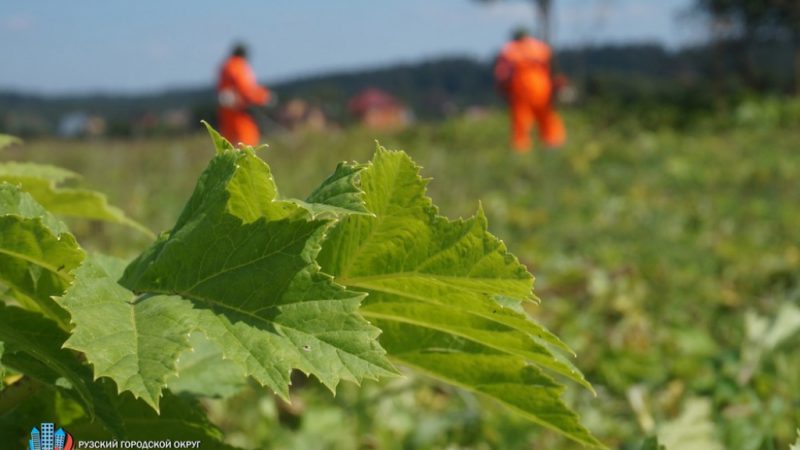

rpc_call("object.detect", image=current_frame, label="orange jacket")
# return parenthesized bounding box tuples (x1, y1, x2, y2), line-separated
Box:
(217, 56, 270, 111)
(494, 37, 553, 104)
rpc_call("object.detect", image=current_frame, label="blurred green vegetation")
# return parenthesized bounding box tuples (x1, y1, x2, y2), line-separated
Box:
(3, 97, 799, 449)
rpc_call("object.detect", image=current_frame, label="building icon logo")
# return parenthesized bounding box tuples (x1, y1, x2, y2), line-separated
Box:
(28, 423, 73, 450)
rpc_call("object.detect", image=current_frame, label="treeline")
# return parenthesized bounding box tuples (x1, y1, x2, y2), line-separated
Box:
(1, 41, 797, 136)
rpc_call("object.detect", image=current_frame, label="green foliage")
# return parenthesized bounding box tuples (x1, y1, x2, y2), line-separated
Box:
(66, 392, 242, 450)
(60, 255, 196, 411)
(0, 162, 153, 237)
(697, 0, 800, 37)
(0, 134, 21, 150)
(0, 184, 83, 328)
(200, 108, 798, 449)
(104, 393, 239, 450)
(167, 333, 246, 398)
(739, 302, 800, 384)
(319, 147, 598, 446)
(0, 130, 150, 238)
(657, 398, 723, 450)
(0, 304, 124, 435)
(639, 436, 665, 450)
(1, 127, 596, 447)
(0, 385, 239, 450)
(4, 95, 799, 449)
(115, 140, 396, 405)
(298, 159, 370, 218)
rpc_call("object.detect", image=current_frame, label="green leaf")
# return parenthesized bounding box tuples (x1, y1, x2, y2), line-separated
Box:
(59, 255, 196, 411)
(318, 147, 599, 446)
(0, 304, 124, 436)
(202, 120, 237, 154)
(0, 134, 21, 150)
(119, 131, 395, 403)
(790, 429, 800, 450)
(295, 161, 370, 218)
(168, 332, 246, 398)
(0, 182, 69, 236)
(0, 162, 153, 237)
(0, 184, 84, 328)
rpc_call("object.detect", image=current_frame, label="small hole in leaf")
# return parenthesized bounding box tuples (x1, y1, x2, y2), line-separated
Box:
(302, 345, 311, 352)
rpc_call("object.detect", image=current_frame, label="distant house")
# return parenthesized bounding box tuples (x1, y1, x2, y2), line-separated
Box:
(161, 108, 192, 131)
(278, 98, 328, 132)
(132, 112, 160, 135)
(57, 112, 106, 138)
(127, 109, 191, 136)
(347, 88, 411, 130)
(463, 105, 490, 121)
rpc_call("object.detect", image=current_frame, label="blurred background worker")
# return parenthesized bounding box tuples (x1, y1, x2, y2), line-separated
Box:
(217, 43, 271, 146)
(494, 28, 566, 153)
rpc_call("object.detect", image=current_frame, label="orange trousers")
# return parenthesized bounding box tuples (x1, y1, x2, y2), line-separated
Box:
(508, 95, 566, 152)
(219, 108, 260, 147)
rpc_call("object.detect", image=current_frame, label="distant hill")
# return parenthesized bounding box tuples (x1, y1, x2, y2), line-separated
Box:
(0, 56, 496, 136)
(1, 42, 794, 136)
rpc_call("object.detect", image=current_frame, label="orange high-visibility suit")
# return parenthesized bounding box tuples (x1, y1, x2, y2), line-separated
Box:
(217, 55, 270, 146)
(494, 36, 565, 152)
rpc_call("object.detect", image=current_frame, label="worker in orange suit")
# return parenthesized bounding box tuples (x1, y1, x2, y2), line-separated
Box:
(494, 29, 566, 153)
(217, 43, 270, 146)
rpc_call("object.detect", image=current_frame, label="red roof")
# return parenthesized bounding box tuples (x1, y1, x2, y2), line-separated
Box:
(348, 88, 402, 116)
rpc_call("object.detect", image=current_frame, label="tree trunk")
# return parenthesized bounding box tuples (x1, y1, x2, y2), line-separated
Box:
(711, 17, 728, 105)
(739, 31, 757, 89)
(795, 33, 800, 95)
(534, 0, 552, 44)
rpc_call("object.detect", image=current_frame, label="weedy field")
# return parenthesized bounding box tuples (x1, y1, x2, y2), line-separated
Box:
(3, 102, 799, 449)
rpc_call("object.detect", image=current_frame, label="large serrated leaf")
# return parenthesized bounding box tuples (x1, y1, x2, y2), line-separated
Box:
(0, 183, 83, 328)
(318, 147, 600, 447)
(118, 131, 395, 403)
(59, 255, 196, 411)
(0, 304, 124, 436)
(0, 162, 153, 237)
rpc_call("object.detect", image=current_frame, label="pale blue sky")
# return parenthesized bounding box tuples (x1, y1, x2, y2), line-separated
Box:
(0, 0, 699, 94)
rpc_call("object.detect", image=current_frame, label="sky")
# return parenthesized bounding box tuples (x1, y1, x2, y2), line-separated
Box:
(0, 0, 700, 95)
